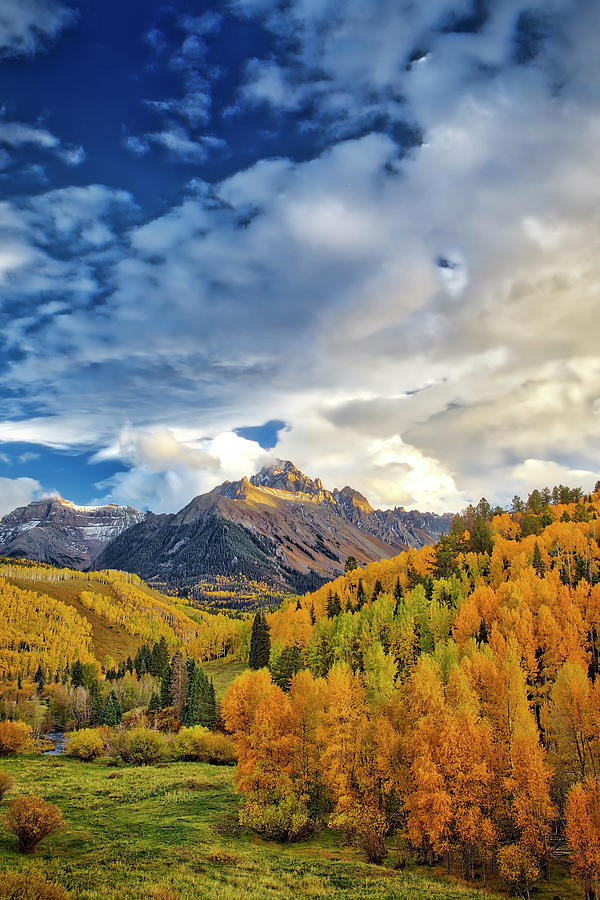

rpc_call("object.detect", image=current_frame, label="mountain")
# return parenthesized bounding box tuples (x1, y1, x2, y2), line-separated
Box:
(95, 461, 453, 593)
(0, 497, 145, 570)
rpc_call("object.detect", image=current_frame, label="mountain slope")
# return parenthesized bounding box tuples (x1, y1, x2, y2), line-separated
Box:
(0, 558, 199, 669)
(96, 461, 453, 592)
(0, 497, 145, 570)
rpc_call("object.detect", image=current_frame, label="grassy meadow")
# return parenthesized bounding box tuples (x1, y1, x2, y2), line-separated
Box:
(0, 754, 580, 900)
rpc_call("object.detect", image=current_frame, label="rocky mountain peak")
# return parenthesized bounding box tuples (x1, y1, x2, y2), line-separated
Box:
(250, 459, 325, 496)
(333, 486, 375, 517)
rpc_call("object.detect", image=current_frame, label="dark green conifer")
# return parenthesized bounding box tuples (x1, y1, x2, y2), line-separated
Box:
(249, 610, 271, 669)
(356, 579, 366, 610)
(34, 665, 45, 690)
(532, 541, 545, 577)
(71, 659, 84, 688)
(326, 591, 341, 618)
(371, 579, 383, 603)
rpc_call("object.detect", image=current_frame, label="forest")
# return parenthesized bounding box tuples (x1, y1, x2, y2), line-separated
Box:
(0, 481, 599, 899)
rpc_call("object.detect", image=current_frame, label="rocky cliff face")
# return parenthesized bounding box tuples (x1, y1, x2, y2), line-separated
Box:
(0, 497, 145, 570)
(96, 460, 454, 591)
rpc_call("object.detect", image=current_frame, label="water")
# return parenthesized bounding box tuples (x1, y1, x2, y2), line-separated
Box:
(44, 731, 68, 755)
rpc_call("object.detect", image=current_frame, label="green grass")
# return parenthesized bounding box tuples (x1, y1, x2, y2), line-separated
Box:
(0, 755, 580, 900)
(203, 660, 247, 699)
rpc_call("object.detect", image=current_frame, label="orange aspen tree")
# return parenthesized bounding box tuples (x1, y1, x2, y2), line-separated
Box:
(566, 779, 600, 900)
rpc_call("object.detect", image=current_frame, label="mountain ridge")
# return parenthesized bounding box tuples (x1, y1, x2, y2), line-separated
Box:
(0, 460, 454, 593)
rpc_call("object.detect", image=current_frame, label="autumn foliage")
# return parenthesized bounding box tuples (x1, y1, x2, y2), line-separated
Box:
(222, 485, 600, 887)
(3, 795, 66, 854)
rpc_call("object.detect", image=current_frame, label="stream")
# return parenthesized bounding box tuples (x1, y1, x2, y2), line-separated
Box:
(44, 731, 68, 755)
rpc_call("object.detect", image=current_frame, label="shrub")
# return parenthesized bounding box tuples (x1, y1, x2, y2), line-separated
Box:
(239, 792, 313, 842)
(498, 843, 540, 899)
(66, 728, 105, 761)
(173, 726, 236, 765)
(0, 870, 69, 899)
(3, 794, 66, 853)
(124, 727, 165, 765)
(0, 720, 33, 755)
(0, 770, 14, 799)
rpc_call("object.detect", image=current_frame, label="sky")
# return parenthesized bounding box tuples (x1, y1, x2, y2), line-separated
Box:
(0, 0, 599, 516)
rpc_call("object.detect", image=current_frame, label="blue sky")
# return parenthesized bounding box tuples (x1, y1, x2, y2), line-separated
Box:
(0, 0, 598, 515)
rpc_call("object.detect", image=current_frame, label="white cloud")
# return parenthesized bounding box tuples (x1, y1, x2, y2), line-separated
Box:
(143, 127, 224, 161)
(0, 476, 45, 517)
(92, 427, 270, 512)
(512, 460, 598, 493)
(2, 0, 600, 514)
(0, 0, 77, 58)
(0, 120, 85, 166)
(124, 136, 150, 155)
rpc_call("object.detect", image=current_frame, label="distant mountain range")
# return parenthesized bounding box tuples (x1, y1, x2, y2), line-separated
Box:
(0, 498, 144, 570)
(0, 461, 454, 593)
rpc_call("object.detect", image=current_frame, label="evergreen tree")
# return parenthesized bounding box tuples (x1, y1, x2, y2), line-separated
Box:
(424, 576, 434, 602)
(532, 541, 545, 577)
(371, 579, 383, 603)
(249, 610, 271, 669)
(148, 691, 161, 716)
(17, 673, 22, 690)
(101, 690, 122, 726)
(34, 665, 45, 691)
(356, 579, 366, 610)
(200, 677, 217, 728)
(345, 556, 358, 572)
(271, 645, 302, 692)
(327, 591, 341, 618)
(71, 659, 84, 688)
(89, 679, 103, 725)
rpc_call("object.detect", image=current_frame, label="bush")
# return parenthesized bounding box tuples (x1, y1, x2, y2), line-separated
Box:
(0, 720, 33, 755)
(173, 727, 236, 765)
(0, 870, 69, 899)
(0, 770, 14, 799)
(239, 792, 313, 842)
(498, 843, 539, 899)
(124, 727, 165, 765)
(3, 794, 66, 853)
(66, 728, 105, 761)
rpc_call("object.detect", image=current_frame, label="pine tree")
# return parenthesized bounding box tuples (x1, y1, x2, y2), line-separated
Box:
(356, 579, 366, 610)
(71, 659, 84, 688)
(371, 579, 383, 603)
(34, 665, 45, 691)
(532, 542, 545, 577)
(327, 591, 341, 618)
(249, 610, 271, 669)
(148, 691, 160, 716)
(101, 690, 122, 727)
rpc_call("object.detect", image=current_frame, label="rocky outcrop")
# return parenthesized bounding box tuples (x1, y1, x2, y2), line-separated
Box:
(0, 497, 145, 570)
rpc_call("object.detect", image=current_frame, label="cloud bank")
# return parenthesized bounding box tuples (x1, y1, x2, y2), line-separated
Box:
(0, 0, 599, 513)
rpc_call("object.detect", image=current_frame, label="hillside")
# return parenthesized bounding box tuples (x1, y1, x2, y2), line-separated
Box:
(0, 559, 199, 670)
